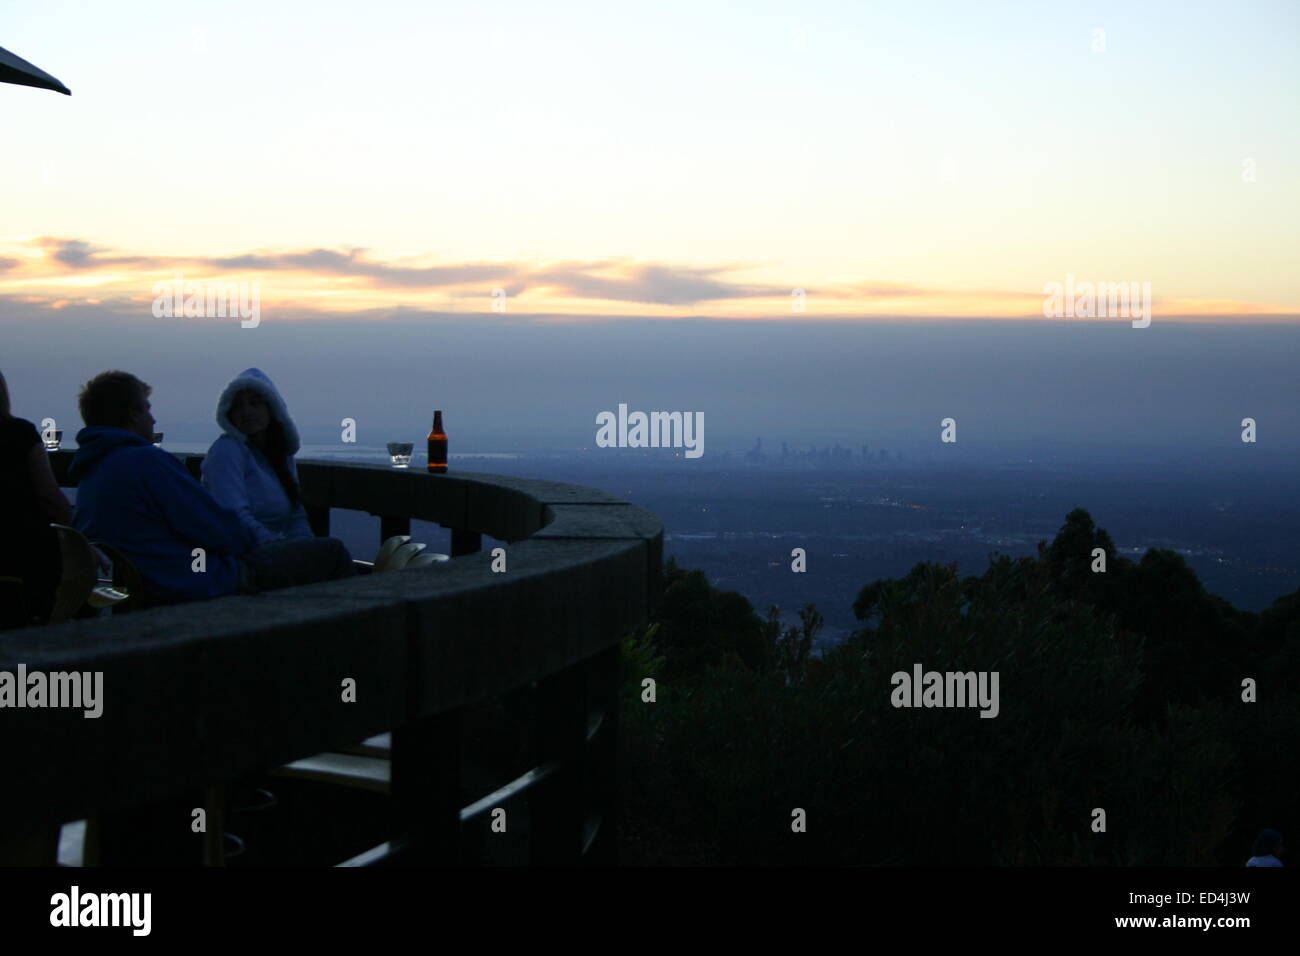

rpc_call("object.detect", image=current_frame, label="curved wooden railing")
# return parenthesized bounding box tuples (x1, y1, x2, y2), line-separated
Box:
(0, 452, 663, 865)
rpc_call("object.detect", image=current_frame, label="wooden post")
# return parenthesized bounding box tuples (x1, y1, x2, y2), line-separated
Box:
(306, 504, 330, 538)
(529, 662, 587, 864)
(450, 528, 482, 557)
(390, 710, 462, 865)
(379, 515, 411, 546)
(202, 785, 226, 866)
(585, 644, 621, 864)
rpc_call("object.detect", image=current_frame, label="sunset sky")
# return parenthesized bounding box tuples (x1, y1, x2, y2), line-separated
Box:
(2, 0, 1298, 322)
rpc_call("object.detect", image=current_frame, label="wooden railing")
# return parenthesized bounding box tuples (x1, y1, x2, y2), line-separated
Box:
(0, 452, 663, 865)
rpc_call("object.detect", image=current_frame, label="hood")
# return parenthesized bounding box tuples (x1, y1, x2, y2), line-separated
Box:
(67, 426, 151, 482)
(215, 367, 300, 454)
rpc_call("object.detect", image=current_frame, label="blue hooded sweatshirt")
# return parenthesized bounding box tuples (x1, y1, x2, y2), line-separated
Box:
(69, 427, 254, 604)
(201, 368, 313, 546)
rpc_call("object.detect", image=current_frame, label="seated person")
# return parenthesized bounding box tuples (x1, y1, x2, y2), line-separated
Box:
(0, 369, 72, 627)
(203, 368, 313, 545)
(69, 370, 354, 605)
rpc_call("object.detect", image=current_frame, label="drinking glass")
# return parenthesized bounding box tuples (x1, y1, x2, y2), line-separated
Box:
(43, 429, 63, 451)
(387, 441, 414, 468)
(152, 432, 164, 446)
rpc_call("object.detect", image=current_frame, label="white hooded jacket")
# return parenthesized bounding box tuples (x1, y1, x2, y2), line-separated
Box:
(202, 368, 312, 546)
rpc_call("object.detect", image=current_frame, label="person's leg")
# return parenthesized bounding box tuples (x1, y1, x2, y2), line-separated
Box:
(239, 537, 355, 594)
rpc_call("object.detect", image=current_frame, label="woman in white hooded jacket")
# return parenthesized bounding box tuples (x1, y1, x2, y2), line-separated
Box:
(203, 368, 314, 545)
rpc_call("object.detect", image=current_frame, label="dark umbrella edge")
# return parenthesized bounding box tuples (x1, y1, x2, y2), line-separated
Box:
(0, 45, 71, 95)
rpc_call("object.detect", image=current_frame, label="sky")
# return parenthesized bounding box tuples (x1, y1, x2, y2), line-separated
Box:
(1, 0, 1297, 321)
(1, 1, 1297, 460)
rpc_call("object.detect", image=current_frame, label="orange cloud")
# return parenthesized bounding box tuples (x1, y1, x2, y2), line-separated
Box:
(0, 237, 1295, 322)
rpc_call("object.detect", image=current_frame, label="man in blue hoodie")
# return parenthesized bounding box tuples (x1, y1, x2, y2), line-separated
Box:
(70, 370, 352, 605)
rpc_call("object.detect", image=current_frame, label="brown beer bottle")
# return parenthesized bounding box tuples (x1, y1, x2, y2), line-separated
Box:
(427, 410, 448, 473)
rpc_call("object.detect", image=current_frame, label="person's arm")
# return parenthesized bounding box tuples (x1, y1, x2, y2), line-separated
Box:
(26, 442, 73, 525)
(200, 440, 279, 547)
(148, 452, 257, 555)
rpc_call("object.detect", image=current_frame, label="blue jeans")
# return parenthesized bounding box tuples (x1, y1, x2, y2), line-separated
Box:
(236, 536, 355, 594)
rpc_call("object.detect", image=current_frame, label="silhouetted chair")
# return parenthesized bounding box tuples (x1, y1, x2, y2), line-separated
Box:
(47, 524, 95, 622)
(47, 525, 130, 622)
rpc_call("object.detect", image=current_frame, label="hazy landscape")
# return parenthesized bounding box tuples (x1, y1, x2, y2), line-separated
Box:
(103, 443, 1293, 646)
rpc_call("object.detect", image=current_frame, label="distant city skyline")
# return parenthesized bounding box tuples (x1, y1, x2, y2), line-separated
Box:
(3, 307, 1296, 464)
